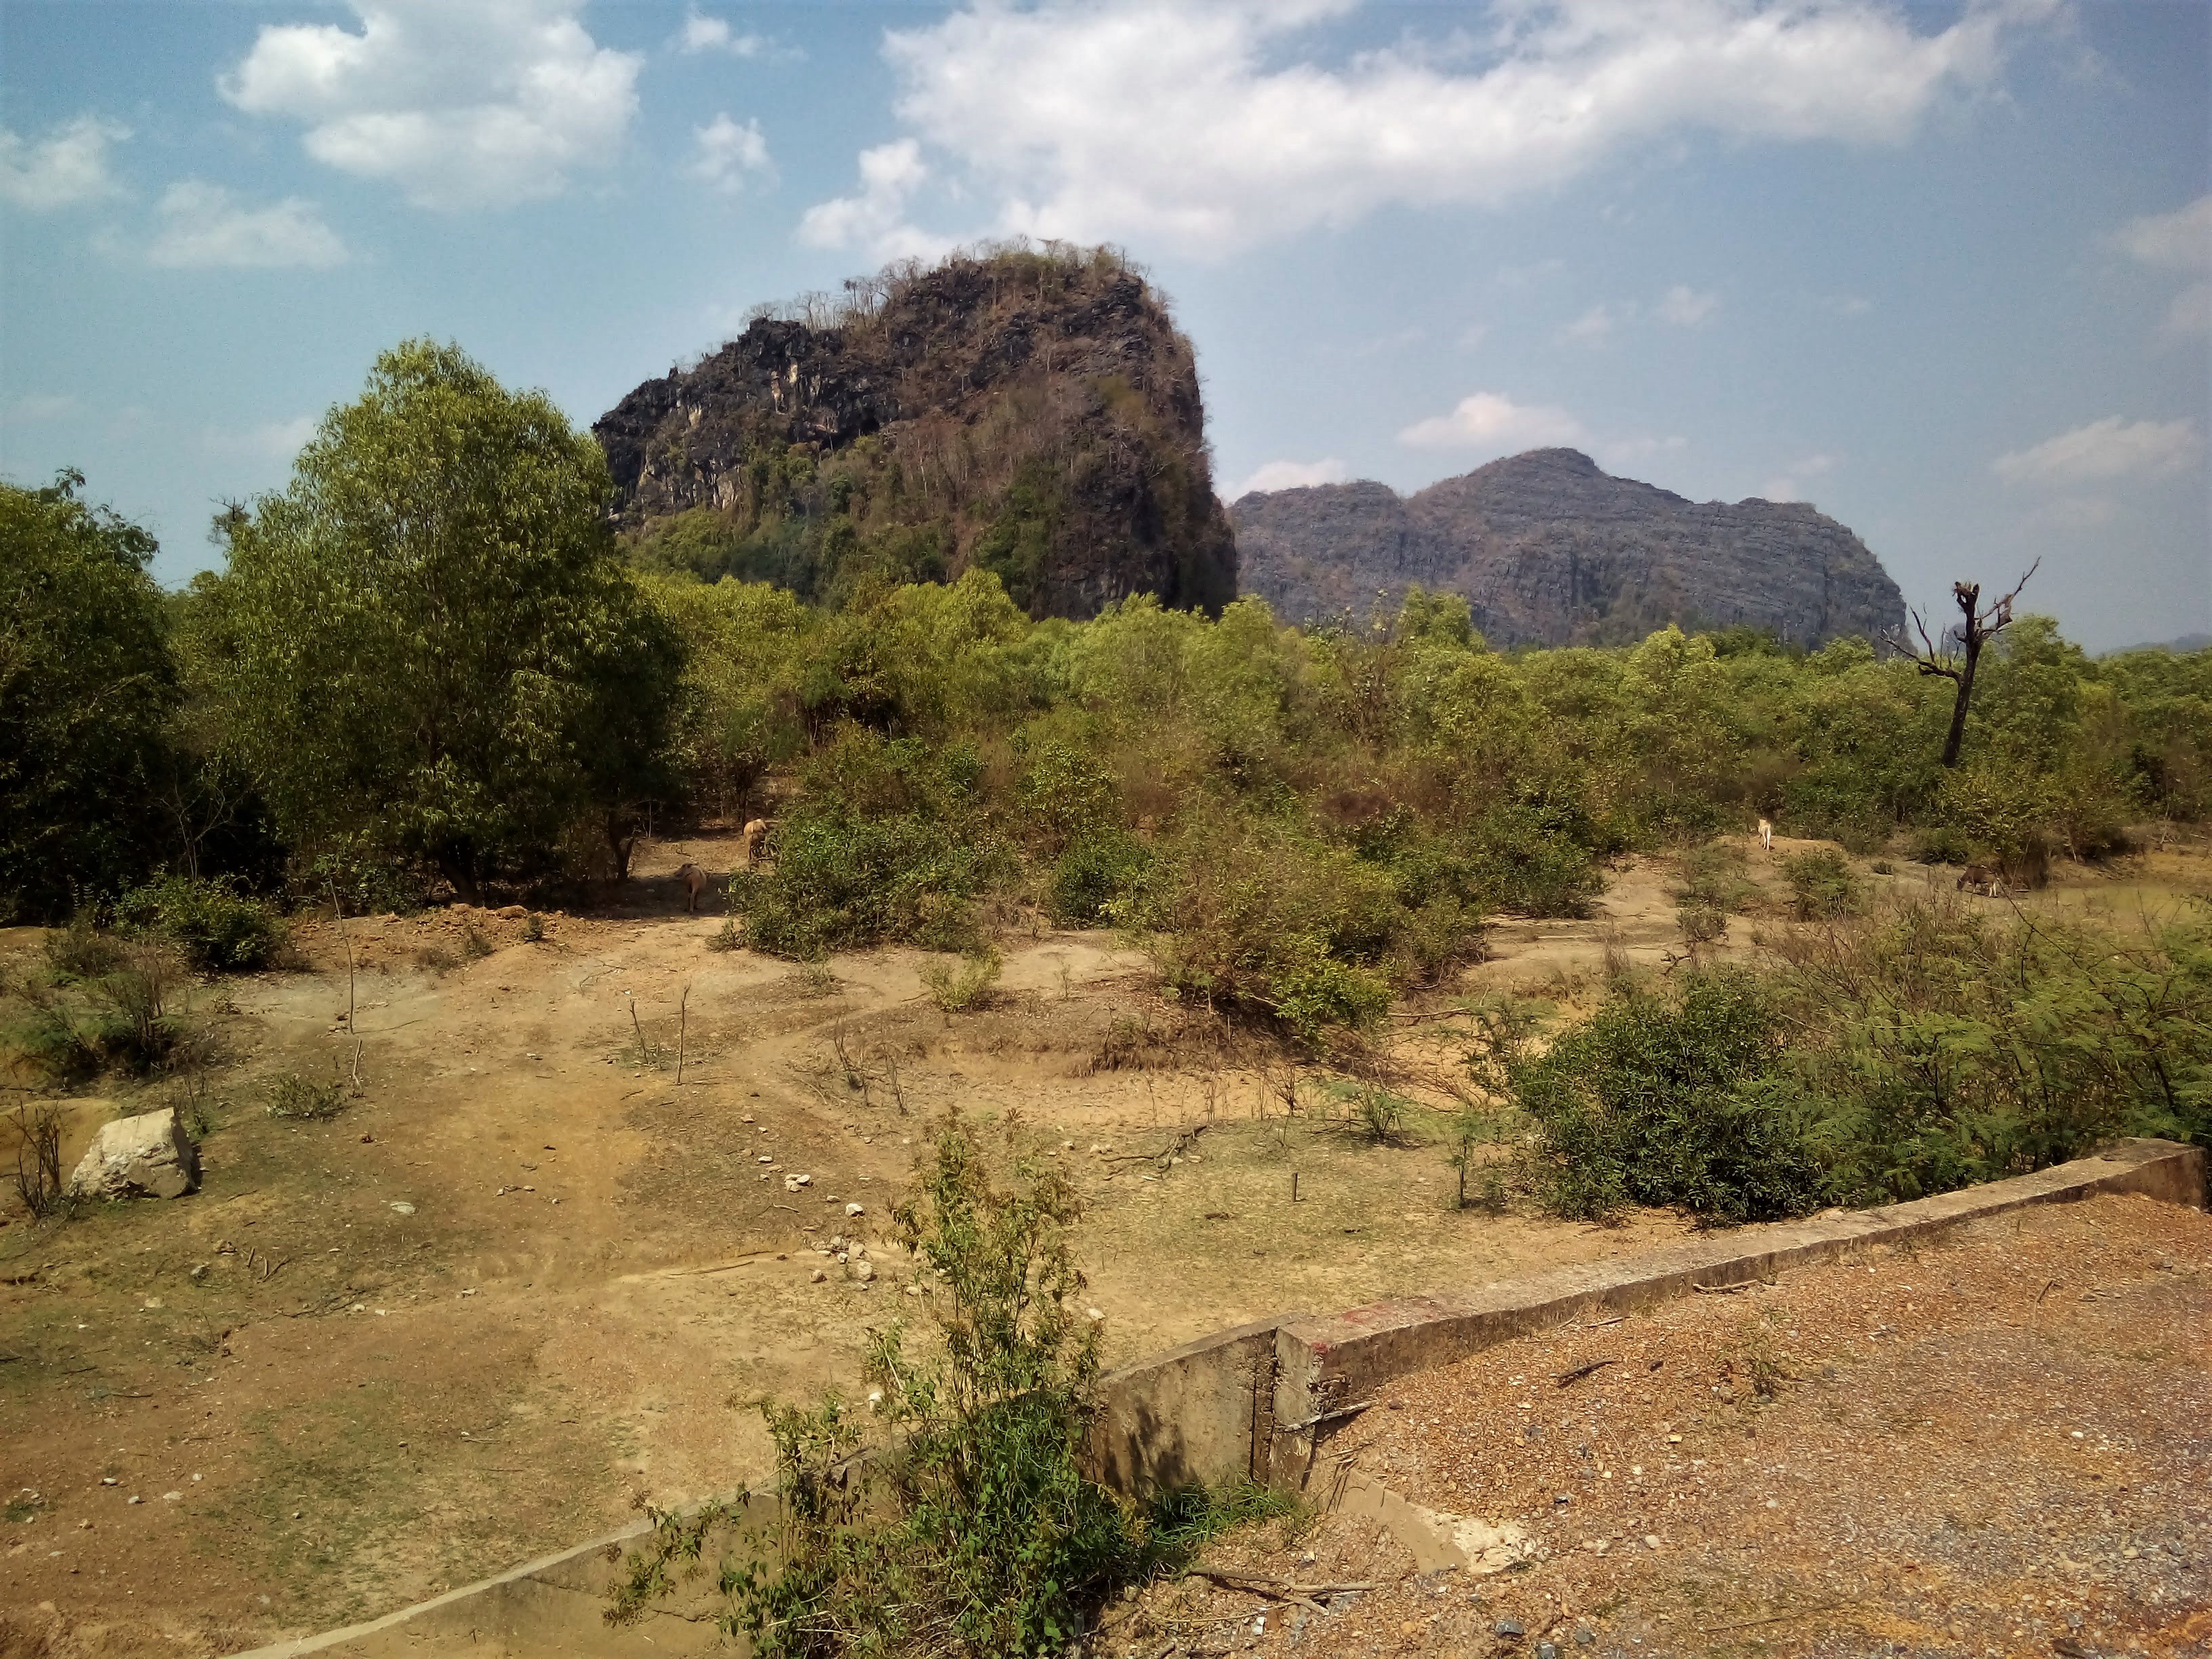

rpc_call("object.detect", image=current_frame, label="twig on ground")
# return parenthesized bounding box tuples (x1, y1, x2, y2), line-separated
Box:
(1555, 1359, 1618, 1387)
(1700, 1602, 1857, 1634)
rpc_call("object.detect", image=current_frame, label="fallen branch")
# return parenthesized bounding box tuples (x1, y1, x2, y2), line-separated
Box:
(1692, 1282, 1751, 1295)
(1182, 1567, 1374, 1612)
(1103, 1122, 1210, 1171)
(1555, 1359, 1617, 1388)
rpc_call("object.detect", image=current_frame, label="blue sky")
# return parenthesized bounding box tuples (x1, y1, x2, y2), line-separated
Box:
(2, 0, 2205, 649)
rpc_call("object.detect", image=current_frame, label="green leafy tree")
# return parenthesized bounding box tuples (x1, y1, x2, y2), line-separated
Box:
(198, 341, 681, 896)
(0, 471, 177, 921)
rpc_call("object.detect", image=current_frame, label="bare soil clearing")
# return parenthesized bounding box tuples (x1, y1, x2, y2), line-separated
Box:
(1122, 1191, 2211, 1659)
(1, 832, 2205, 1656)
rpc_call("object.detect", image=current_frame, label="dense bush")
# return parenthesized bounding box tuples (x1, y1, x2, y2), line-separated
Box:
(1504, 895, 2212, 1223)
(1511, 969, 1827, 1223)
(116, 874, 287, 972)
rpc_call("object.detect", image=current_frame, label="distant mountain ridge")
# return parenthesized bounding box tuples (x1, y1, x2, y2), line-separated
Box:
(1231, 448, 1904, 647)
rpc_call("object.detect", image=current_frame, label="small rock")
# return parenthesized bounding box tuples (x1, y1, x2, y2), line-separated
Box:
(67, 1109, 200, 1201)
(496, 905, 526, 920)
(389, 1202, 415, 1215)
(1496, 1618, 1526, 1638)
(846, 1202, 865, 1217)
(1537, 1643, 1559, 1659)
(853, 1259, 876, 1282)
(126, 1496, 142, 1506)
(161, 1492, 181, 1502)
(188, 1264, 207, 1280)
(1644, 1534, 1662, 1549)
(100, 1478, 117, 1487)
(784, 1172, 812, 1191)
(1574, 1630, 1595, 1647)
(811, 1269, 827, 1284)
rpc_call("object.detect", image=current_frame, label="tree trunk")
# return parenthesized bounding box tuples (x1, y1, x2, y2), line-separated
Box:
(1939, 638, 1982, 768)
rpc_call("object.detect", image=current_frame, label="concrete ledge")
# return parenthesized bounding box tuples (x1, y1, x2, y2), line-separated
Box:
(1265, 1136, 2204, 1480)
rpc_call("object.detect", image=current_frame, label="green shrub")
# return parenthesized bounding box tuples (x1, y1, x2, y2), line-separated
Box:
(1046, 830, 1151, 928)
(611, 1115, 1149, 1656)
(920, 949, 1002, 1012)
(265, 1072, 345, 1120)
(1672, 840, 1759, 914)
(1510, 969, 1827, 1223)
(116, 874, 287, 972)
(735, 811, 1012, 957)
(1780, 847, 1863, 920)
(1120, 820, 1395, 1048)
(41, 912, 124, 982)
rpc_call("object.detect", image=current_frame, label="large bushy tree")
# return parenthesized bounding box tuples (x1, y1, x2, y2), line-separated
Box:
(199, 341, 680, 897)
(0, 471, 177, 921)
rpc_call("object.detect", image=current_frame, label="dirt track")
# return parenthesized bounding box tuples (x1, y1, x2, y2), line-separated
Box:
(2, 832, 2206, 1656)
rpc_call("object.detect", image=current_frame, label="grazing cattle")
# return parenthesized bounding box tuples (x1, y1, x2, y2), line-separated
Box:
(1958, 863, 2005, 897)
(677, 862, 709, 913)
(1757, 817, 1774, 854)
(743, 818, 771, 864)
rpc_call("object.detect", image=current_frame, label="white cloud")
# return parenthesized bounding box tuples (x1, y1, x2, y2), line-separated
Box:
(145, 182, 348, 270)
(1457, 322, 1490, 349)
(1656, 284, 1720, 327)
(221, 0, 640, 211)
(1399, 391, 1585, 453)
(1600, 433, 1687, 470)
(822, 0, 2051, 258)
(1992, 417, 2201, 487)
(676, 9, 765, 57)
(1226, 457, 1351, 499)
(797, 139, 952, 262)
(2, 393, 80, 425)
(1819, 292, 1873, 316)
(2117, 194, 2211, 339)
(0, 115, 129, 210)
(1561, 302, 1621, 345)
(687, 114, 773, 195)
(207, 414, 320, 459)
(1761, 451, 1837, 500)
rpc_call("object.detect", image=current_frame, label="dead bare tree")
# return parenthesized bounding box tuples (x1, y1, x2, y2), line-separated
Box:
(1886, 561, 2039, 769)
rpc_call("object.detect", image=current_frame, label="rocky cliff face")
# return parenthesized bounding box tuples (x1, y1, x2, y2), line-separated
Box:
(594, 247, 1235, 618)
(1232, 449, 1902, 647)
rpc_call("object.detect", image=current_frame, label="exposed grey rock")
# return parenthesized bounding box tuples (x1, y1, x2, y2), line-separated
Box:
(67, 1108, 199, 1200)
(1232, 448, 1902, 648)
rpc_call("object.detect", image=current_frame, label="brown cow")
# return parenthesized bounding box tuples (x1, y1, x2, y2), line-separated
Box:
(1957, 863, 2005, 897)
(676, 861, 710, 913)
(743, 818, 771, 865)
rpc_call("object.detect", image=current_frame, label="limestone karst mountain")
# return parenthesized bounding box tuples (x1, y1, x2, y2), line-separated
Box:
(593, 245, 1235, 619)
(1231, 447, 1904, 647)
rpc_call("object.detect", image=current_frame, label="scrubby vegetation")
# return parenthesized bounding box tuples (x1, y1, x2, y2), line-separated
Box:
(1497, 892, 2212, 1225)
(5, 305, 2210, 1101)
(610, 1116, 1219, 1655)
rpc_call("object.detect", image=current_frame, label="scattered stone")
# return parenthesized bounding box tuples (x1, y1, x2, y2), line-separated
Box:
(161, 1492, 181, 1502)
(496, 905, 526, 920)
(1574, 1629, 1595, 1647)
(853, 1259, 876, 1283)
(1496, 1618, 1526, 1638)
(811, 1269, 827, 1284)
(126, 1496, 141, 1507)
(67, 1109, 200, 1200)
(1644, 1534, 1662, 1549)
(784, 1172, 812, 1191)
(389, 1202, 415, 1216)
(846, 1202, 865, 1217)
(1536, 1643, 1559, 1659)
(188, 1264, 207, 1280)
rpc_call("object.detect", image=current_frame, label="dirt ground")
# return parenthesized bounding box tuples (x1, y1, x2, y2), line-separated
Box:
(1117, 1191, 2212, 1659)
(1, 831, 2207, 1656)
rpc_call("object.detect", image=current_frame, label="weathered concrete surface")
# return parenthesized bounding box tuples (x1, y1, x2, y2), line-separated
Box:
(1087, 1316, 1289, 1498)
(67, 1106, 199, 1200)
(1264, 1136, 2203, 1481)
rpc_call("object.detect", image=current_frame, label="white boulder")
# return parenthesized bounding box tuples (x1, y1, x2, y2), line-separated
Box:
(68, 1109, 199, 1200)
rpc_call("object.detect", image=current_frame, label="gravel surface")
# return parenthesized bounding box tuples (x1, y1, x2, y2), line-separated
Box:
(1102, 1191, 2211, 1659)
